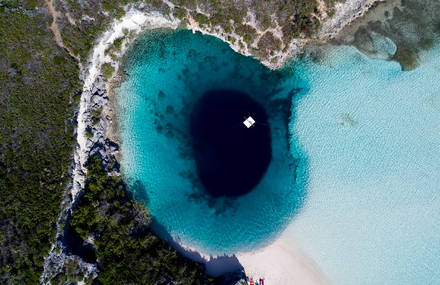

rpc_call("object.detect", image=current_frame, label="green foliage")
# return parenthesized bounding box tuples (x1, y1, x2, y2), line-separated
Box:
(47, 0, 328, 70)
(101, 62, 115, 80)
(113, 37, 124, 51)
(70, 156, 213, 284)
(167, 0, 322, 59)
(91, 107, 102, 126)
(54, 0, 325, 64)
(0, 3, 80, 283)
(173, 7, 186, 19)
(324, 0, 342, 8)
(257, 31, 282, 58)
(104, 36, 125, 60)
(328, 8, 335, 18)
(85, 128, 94, 139)
(194, 12, 209, 25)
(56, 0, 141, 60)
(235, 24, 257, 44)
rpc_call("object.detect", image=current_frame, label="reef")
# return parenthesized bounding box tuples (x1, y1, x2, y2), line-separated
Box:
(332, 0, 440, 70)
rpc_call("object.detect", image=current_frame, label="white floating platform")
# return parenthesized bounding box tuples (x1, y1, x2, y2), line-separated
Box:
(243, 116, 256, 128)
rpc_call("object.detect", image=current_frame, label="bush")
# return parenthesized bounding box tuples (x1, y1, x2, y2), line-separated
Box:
(70, 156, 214, 284)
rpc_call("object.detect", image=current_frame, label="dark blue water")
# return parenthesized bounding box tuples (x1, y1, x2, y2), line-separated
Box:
(190, 89, 271, 197)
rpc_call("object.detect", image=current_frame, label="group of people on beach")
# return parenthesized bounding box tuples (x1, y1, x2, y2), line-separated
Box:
(249, 277, 264, 285)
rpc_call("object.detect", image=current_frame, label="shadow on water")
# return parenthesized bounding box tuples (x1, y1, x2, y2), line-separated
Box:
(62, 216, 97, 264)
(130, 179, 150, 205)
(126, 171, 246, 276)
(151, 218, 244, 277)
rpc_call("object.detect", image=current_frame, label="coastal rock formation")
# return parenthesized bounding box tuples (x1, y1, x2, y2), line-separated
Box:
(41, 76, 112, 284)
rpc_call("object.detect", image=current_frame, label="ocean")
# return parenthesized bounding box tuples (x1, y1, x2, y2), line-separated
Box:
(290, 42, 440, 284)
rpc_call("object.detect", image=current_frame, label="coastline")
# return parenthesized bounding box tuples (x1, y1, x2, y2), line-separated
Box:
(330, 0, 401, 43)
(237, 234, 330, 285)
(41, 9, 180, 283)
(317, 0, 385, 40)
(43, 0, 384, 283)
(104, 0, 384, 172)
(104, 72, 123, 161)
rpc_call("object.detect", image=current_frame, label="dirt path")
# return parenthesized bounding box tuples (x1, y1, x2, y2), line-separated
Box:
(46, 0, 80, 62)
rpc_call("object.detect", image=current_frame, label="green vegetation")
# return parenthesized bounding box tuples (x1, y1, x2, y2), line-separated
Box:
(171, 0, 321, 59)
(91, 107, 102, 126)
(53, 0, 324, 65)
(257, 31, 282, 58)
(194, 12, 209, 26)
(0, 1, 80, 283)
(112, 37, 124, 51)
(55, 0, 138, 60)
(173, 7, 186, 19)
(101, 62, 115, 80)
(69, 156, 214, 284)
(235, 23, 257, 44)
(85, 128, 94, 139)
(104, 36, 125, 61)
(0, 1, 239, 282)
(55, 0, 172, 62)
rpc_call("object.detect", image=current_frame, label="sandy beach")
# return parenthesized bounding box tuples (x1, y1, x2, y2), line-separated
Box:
(236, 232, 330, 285)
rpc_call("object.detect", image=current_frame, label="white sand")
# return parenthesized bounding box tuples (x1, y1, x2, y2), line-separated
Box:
(236, 230, 330, 285)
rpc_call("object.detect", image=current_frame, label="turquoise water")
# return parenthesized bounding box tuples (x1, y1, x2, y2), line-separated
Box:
(290, 43, 440, 284)
(117, 28, 440, 284)
(116, 30, 307, 254)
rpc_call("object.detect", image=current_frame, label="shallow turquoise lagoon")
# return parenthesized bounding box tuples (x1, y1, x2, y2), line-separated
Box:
(116, 30, 307, 254)
(117, 28, 440, 284)
(290, 43, 440, 284)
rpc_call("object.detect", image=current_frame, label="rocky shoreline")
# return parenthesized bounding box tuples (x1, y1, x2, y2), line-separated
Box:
(41, 1, 383, 283)
(40, 9, 180, 283)
(40, 75, 115, 284)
